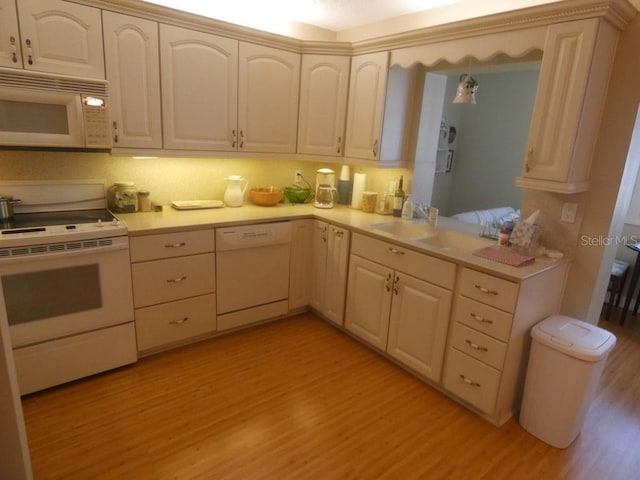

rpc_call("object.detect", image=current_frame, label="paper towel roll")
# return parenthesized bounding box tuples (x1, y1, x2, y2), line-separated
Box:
(351, 172, 366, 209)
(339, 165, 350, 181)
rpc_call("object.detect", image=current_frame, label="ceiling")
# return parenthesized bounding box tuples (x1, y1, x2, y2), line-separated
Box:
(141, 0, 464, 32)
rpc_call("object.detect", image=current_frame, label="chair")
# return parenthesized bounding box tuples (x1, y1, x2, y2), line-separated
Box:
(606, 259, 630, 320)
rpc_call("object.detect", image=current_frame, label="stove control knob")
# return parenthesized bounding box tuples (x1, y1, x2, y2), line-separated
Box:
(95, 219, 104, 227)
(111, 219, 120, 226)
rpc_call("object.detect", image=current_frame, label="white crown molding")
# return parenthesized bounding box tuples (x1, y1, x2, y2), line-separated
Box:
(77, 0, 637, 55)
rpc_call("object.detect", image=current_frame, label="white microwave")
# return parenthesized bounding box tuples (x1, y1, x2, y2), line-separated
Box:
(0, 68, 110, 149)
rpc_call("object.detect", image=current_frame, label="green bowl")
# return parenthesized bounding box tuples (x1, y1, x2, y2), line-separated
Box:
(283, 186, 312, 204)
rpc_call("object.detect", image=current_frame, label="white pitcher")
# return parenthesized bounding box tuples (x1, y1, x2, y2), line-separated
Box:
(223, 175, 248, 207)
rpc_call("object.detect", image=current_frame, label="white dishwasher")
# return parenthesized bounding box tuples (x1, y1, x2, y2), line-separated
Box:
(216, 222, 292, 331)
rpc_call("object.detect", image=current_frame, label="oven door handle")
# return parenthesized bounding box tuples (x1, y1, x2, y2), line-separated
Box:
(0, 240, 130, 266)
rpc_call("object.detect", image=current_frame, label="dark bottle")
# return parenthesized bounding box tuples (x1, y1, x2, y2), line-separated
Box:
(392, 176, 405, 217)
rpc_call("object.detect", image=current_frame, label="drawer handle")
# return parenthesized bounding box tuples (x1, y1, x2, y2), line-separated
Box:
(459, 374, 481, 388)
(167, 275, 187, 283)
(165, 242, 186, 248)
(465, 339, 488, 352)
(388, 247, 405, 255)
(332, 228, 344, 237)
(474, 284, 498, 295)
(470, 312, 493, 324)
(169, 317, 189, 325)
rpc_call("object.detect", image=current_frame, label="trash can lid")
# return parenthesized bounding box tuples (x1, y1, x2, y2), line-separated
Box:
(531, 315, 616, 362)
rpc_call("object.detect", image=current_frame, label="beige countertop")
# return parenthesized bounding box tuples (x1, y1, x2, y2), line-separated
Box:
(116, 203, 569, 282)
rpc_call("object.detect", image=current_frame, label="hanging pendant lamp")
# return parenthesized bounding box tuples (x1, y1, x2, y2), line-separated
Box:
(452, 74, 478, 104)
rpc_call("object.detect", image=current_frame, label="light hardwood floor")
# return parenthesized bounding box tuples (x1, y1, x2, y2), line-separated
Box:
(21, 312, 640, 479)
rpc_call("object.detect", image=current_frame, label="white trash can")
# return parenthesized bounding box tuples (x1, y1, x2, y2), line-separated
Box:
(519, 315, 616, 448)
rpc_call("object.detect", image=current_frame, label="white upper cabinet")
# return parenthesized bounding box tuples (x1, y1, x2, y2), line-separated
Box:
(297, 54, 350, 156)
(0, 0, 20, 68)
(344, 51, 417, 165)
(516, 18, 618, 193)
(160, 24, 238, 151)
(344, 51, 389, 161)
(15, 0, 105, 79)
(238, 42, 300, 153)
(103, 12, 162, 149)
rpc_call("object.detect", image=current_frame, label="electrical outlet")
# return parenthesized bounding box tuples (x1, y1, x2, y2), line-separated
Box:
(561, 202, 578, 223)
(294, 170, 303, 185)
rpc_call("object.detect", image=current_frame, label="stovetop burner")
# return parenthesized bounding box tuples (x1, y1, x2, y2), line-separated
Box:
(0, 209, 117, 231)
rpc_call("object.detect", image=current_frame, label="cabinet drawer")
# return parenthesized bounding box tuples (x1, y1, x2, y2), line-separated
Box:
(450, 322, 507, 370)
(352, 233, 455, 289)
(135, 294, 216, 351)
(132, 253, 216, 307)
(454, 295, 513, 342)
(130, 229, 215, 262)
(443, 348, 501, 415)
(458, 268, 518, 312)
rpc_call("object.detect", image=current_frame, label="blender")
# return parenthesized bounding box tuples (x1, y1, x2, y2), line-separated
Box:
(315, 168, 337, 209)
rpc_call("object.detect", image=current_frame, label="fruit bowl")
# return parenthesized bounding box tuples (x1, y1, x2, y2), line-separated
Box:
(249, 188, 283, 206)
(283, 186, 313, 204)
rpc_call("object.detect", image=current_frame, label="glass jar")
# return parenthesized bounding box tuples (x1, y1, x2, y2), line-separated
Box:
(137, 189, 151, 212)
(108, 181, 138, 213)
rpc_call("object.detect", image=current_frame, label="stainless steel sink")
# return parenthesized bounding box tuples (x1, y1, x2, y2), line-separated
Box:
(369, 221, 434, 238)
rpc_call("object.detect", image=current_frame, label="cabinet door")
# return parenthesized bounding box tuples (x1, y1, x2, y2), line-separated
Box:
(298, 54, 350, 156)
(323, 225, 351, 326)
(344, 255, 393, 350)
(0, 0, 21, 68)
(344, 51, 389, 160)
(238, 42, 300, 153)
(160, 24, 238, 151)
(288, 219, 313, 310)
(387, 273, 452, 382)
(310, 220, 328, 312)
(520, 19, 598, 185)
(103, 12, 162, 149)
(17, 0, 105, 78)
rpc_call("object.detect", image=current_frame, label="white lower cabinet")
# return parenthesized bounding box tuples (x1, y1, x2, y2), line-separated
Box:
(345, 233, 454, 382)
(129, 229, 216, 354)
(442, 265, 568, 425)
(310, 220, 351, 326)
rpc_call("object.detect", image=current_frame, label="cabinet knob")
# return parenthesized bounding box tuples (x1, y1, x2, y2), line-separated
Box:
(166, 275, 188, 283)
(232, 129, 237, 148)
(474, 284, 498, 295)
(25, 38, 33, 65)
(459, 374, 481, 388)
(372, 139, 379, 157)
(470, 312, 493, 324)
(112, 121, 119, 144)
(239, 130, 245, 149)
(337, 136, 342, 154)
(385, 273, 392, 292)
(393, 275, 399, 295)
(10, 36, 17, 63)
(465, 339, 488, 352)
(169, 317, 189, 325)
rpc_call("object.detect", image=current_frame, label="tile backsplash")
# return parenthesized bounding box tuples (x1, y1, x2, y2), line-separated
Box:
(0, 151, 412, 207)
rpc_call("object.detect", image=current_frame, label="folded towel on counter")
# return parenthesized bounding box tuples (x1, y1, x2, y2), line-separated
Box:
(473, 246, 535, 267)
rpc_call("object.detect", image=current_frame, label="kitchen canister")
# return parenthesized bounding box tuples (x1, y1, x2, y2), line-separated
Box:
(108, 181, 138, 213)
(137, 190, 152, 212)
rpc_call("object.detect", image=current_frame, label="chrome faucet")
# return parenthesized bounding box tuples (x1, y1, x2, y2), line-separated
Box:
(414, 204, 439, 227)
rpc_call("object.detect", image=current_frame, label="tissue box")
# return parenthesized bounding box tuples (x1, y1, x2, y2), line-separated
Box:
(510, 220, 540, 249)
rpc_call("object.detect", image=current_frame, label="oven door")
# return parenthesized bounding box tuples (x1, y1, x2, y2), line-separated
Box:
(1, 237, 134, 348)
